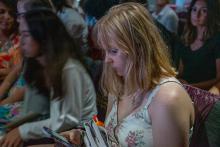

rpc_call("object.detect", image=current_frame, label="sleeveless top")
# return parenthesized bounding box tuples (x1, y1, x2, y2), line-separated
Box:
(105, 77, 181, 147)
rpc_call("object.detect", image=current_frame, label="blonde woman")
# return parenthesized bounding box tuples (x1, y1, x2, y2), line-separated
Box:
(60, 2, 194, 147)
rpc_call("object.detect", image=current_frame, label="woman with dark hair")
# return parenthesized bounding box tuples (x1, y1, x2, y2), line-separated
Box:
(0, 0, 22, 80)
(0, 0, 25, 109)
(18, 0, 88, 54)
(177, 0, 220, 90)
(0, 9, 96, 146)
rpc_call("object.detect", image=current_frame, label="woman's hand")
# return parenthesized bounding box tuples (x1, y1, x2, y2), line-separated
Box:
(60, 129, 82, 145)
(209, 86, 220, 95)
(0, 128, 23, 147)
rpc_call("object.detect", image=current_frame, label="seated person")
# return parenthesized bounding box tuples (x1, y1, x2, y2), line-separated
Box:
(0, 8, 97, 147)
(176, 0, 220, 90)
(58, 2, 194, 147)
(0, 0, 22, 81)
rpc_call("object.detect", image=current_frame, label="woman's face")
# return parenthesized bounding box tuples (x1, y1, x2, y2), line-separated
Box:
(0, 2, 15, 33)
(104, 45, 128, 77)
(191, 0, 208, 27)
(19, 19, 40, 58)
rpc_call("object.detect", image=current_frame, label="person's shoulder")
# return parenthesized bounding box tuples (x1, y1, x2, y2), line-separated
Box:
(63, 58, 86, 72)
(153, 81, 191, 108)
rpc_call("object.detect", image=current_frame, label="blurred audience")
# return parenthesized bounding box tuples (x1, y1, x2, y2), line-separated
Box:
(152, 0, 179, 34)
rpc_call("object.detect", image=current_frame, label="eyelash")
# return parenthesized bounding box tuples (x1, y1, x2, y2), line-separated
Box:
(192, 8, 207, 13)
(109, 49, 118, 54)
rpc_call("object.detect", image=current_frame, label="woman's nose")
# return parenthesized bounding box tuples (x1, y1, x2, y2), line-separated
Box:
(3, 12, 11, 20)
(196, 10, 201, 18)
(105, 54, 112, 63)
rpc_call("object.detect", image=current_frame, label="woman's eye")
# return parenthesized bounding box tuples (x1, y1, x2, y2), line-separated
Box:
(192, 7, 197, 12)
(201, 8, 207, 14)
(0, 9, 5, 15)
(109, 49, 118, 54)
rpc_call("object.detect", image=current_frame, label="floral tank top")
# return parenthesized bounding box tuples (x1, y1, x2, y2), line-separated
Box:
(105, 77, 180, 147)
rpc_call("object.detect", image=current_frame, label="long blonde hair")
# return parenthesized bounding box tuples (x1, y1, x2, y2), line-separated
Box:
(95, 2, 176, 98)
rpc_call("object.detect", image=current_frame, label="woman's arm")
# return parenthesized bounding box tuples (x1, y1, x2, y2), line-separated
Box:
(149, 83, 194, 147)
(51, 64, 97, 132)
(191, 59, 220, 90)
(178, 59, 220, 90)
(0, 87, 25, 105)
(0, 64, 22, 99)
(0, 67, 11, 80)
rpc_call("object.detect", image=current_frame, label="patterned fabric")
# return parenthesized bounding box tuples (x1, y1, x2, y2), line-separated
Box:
(105, 77, 179, 147)
(7, 72, 26, 97)
(0, 34, 22, 69)
(105, 92, 154, 147)
(0, 102, 23, 129)
(183, 84, 220, 147)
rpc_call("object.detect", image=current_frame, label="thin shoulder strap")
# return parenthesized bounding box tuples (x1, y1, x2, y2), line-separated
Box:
(145, 78, 182, 109)
(145, 85, 160, 109)
(159, 79, 182, 87)
(143, 78, 183, 123)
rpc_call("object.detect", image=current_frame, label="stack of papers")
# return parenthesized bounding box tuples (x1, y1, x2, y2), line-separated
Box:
(83, 120, 110, 147)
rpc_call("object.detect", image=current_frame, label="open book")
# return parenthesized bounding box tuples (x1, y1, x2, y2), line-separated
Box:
(83, 120, 110, 147)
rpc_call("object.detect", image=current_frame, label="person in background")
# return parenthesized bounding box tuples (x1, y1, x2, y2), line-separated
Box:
(18, 0, 88, 55)
(120, 0, 180, 67)
(0, 61, 24, 105)
(0, 0, 24, 116)
(60, 2, 194, 147)
(152, 0, 179, 34)
(0, 8, 96, 147)
(51, 0, 88, 55)
(17, 0, 52, 21)
(0, 0, 22, 81)
(177, 0, 220, 90)
(80, 0, 119, 59)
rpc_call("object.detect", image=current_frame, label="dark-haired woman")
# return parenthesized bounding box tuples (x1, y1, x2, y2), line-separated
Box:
(177, 0, 220, 90)
(0, 9, 96, 147)
(0, 0, 22, 81)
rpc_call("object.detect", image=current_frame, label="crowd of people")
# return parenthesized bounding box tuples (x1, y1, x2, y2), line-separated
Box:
(0, 0, 220, 147)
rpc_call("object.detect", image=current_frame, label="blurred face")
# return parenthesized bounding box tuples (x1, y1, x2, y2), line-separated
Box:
(191, 0, 207, 27)
(16, 1, 26, 23)
(19, 19, 40, 58)
(104, 47, 128, 77)
(0, 2, 14, 32)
